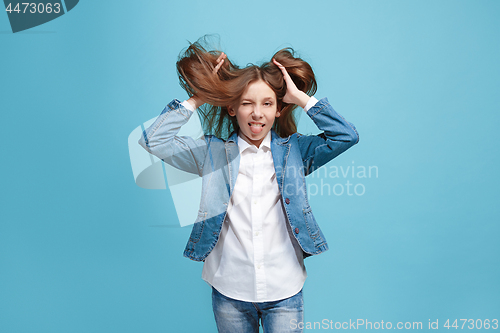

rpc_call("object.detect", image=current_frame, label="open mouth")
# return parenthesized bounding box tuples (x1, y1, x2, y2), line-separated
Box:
(249, 122, 265, 134)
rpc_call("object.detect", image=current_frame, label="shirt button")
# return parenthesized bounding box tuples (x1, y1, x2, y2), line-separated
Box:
(285, 198, 290, 204)
(255, 231, 259, 236)
(253, 200, 257, 205)
(257, 265, 261, 269)
(295, 228, 299, 234)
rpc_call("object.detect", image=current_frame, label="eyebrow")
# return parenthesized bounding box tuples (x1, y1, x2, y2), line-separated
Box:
(241, 97, 275, 102)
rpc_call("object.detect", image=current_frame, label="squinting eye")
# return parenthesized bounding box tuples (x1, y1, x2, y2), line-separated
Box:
(242, 102, 251, 106)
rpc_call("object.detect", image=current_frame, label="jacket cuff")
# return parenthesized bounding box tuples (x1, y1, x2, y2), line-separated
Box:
(166, 99, 193, 118)
(303, 96, 319, 112)
(305, 97, 329, 118)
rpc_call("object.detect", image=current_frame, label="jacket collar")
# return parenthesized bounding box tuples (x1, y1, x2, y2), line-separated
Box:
(227, 130, 238, 143)
(225, 129, 291, 193)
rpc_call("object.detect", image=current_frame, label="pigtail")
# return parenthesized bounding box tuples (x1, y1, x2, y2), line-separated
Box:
(266, 48, 317, 137)
(272, 48, 317, 97)
(176, 35, 239, 139)
(176, 36, 237, 106)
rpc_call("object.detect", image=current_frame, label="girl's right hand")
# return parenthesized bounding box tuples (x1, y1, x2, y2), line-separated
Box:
(213, 52, 226, 75)
(187, 52, 227, 109)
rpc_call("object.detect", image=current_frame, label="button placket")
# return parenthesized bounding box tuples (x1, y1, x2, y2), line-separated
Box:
(252, 148, 266, 300)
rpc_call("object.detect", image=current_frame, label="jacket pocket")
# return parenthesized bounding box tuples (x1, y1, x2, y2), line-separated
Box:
(302, 207, 325, 247)
(190, 211, 207, 243)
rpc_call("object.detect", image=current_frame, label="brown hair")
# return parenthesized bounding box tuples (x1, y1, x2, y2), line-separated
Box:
(176, 36, 317, 140)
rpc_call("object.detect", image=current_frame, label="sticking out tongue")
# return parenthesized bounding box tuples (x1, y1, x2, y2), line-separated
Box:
(249, 123, 264, 134)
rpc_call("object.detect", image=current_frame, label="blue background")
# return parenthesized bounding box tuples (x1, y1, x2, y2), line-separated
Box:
(1, 1, 499, 332)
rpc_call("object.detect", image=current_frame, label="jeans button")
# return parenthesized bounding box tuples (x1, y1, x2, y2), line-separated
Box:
(285, 198, 290, 204)
(294, 227, 299, 234)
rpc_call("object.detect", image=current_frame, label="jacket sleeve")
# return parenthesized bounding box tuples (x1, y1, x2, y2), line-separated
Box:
(137, 99, 208, 176)
(297, 97, 359, 176)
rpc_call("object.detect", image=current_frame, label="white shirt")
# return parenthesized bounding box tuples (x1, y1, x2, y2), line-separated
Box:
(182, 97, 318, 303)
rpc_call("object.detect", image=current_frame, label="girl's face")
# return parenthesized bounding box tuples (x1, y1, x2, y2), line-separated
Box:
(228, 80, 280, 148)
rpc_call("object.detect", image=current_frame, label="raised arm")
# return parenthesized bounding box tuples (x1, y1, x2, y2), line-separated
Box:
(298, 98, 359, 176)
(273, 58, 359, 176)
(138, 99, 208, 176)
(138, 52, 227, 176)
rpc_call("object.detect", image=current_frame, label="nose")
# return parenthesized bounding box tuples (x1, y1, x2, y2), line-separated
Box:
(252, 105, 263, 118)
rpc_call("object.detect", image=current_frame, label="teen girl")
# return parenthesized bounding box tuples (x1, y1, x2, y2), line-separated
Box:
(138, 38, 359, 333)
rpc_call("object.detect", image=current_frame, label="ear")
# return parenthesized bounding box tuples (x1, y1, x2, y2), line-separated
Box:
(275, 110, 281, 118)
(227, 106, 236, 116)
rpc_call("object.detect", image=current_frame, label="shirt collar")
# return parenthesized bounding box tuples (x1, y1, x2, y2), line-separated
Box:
(237, 129, 272, 153)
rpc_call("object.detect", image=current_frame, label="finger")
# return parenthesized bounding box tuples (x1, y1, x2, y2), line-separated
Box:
(272, 58, 285, 71)
(273, 58, 294, 85)
(216, 52, 226, 64)
(213, 53, 226, 74)
(213, 58, 224, 74)
(215, 58, 224, 70)
(273, 58, 288, 71)
(273, 58, 290, 78)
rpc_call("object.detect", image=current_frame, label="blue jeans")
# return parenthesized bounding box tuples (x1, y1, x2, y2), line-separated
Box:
(212, 287, 304, 333)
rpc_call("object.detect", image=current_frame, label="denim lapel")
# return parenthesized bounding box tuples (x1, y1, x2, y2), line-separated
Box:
(271, 129, 291, 192)
(225, 130, 240, 195)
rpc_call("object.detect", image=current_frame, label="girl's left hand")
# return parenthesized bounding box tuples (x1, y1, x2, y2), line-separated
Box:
(272, 58, 310, 109)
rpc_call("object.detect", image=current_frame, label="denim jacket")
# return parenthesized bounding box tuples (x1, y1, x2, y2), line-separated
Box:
(138, 97, 359, 261)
